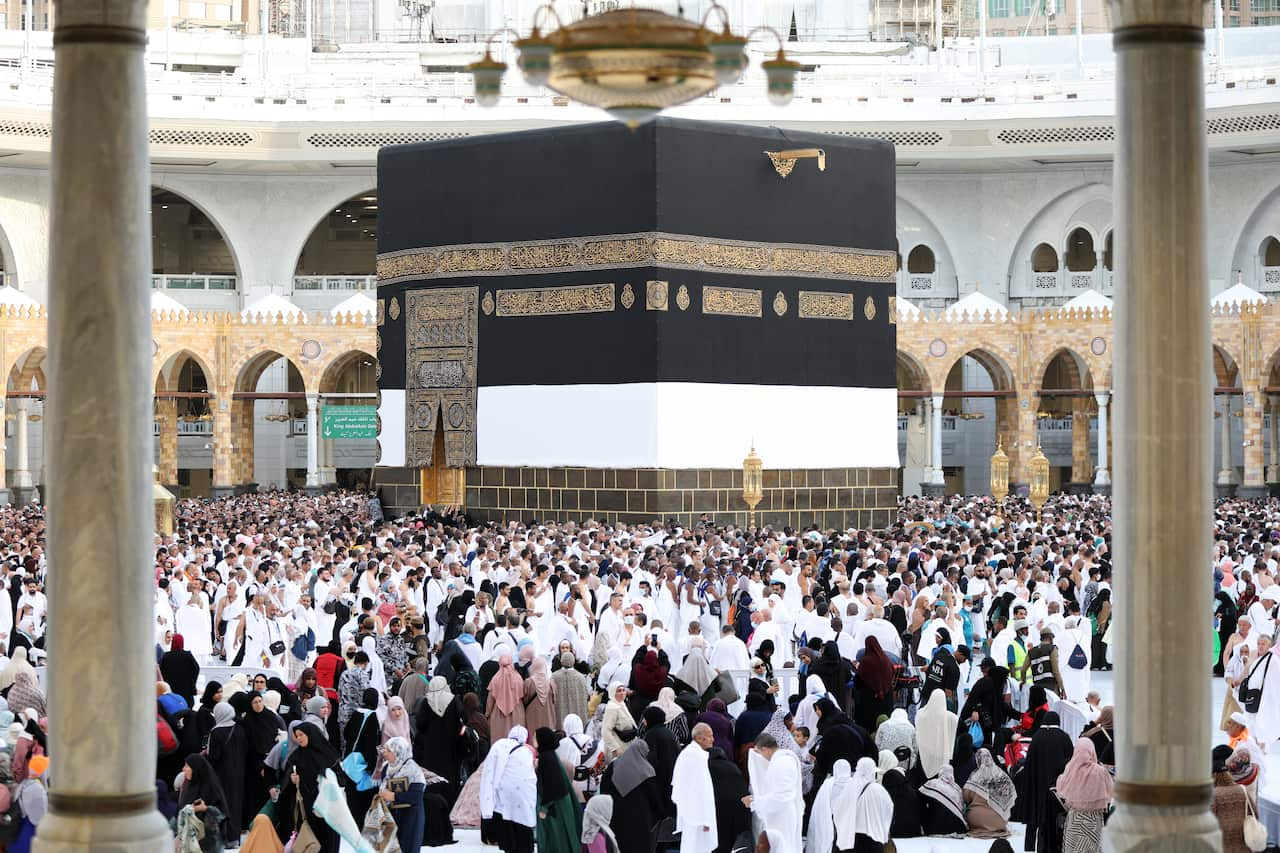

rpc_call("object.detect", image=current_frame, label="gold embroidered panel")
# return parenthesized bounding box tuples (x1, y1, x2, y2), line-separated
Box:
(703, 286, 762, 318)
(494, 284, 615, 317)
(377, 231, 897, 285)
(798, 291, 856, 320)
(405, 287, 478, 469)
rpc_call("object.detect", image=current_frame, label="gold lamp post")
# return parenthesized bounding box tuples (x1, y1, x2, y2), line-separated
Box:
(990, 437, 1009, 502)
(742, 446, 763, 528)
(1028, 440, 1050, 520)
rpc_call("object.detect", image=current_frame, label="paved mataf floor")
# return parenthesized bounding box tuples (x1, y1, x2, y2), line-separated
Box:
(429, 671, 1247, 853)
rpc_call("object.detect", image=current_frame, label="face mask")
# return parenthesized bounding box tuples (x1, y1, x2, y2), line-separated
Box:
(623, 615, 634, 625)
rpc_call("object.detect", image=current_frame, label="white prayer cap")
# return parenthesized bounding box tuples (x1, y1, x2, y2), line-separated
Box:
(1011, 619, 1028, 630)
(1230, 712, 1250, 729)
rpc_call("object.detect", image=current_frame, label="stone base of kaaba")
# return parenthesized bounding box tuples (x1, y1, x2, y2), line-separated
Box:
(376, 466, 898, 531)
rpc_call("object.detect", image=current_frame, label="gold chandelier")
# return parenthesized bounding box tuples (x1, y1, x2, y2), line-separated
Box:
(467, 4, 800, 126)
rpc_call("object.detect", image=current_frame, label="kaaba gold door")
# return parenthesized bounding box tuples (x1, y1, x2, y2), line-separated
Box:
(419, 414, 465, 507)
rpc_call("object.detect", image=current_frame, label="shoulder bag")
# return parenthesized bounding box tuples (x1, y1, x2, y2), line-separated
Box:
(291, 792, 322, 853)
(1244, 793, 1267, 852)
(340, 713, 378, 791)
(1239, 652, 1272, 714)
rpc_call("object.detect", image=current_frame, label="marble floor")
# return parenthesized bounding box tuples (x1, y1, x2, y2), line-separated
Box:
(425, 671, 1240, 853)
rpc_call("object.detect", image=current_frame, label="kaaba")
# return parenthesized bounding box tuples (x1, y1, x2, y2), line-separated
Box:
(374, 118, 900, 529)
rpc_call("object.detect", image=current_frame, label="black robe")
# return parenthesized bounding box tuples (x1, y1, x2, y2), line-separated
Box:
(1020, 725, 1074, 853)
(810, 713, 876, 795)
(342, 710, 382, 825)
(415, 697, 465, 805)
(241, 707, 286, 830)
(160, 648, 201, 708)
(278, 724, 347, 853)
(706, 749, 751, 853)
(206, 724, 247, 844)
(642, 725, 681, 819)
(882, 768, 922, 838)
(920, 792, 967, 836)
(600, 763, 664, 853)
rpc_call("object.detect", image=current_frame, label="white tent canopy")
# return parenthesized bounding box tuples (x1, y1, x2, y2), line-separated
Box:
(1063, 289, 1113, 311)
(241, 292, 304, 320)
(944, 290, 1009, 320)
(151, 291, 189, 314)
(330, 291, 376, 319)
(1212, 282, 1266, 307)
(0, 285, 40, 308)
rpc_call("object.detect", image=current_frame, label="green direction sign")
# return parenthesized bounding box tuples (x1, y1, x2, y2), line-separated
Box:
(322, 405, 377, 439)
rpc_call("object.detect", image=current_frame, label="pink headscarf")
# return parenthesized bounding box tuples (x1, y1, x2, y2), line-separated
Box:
(489, 650, 525, 717)
(380, 696, 412, 744)
(529, 656, 552, 704)
(1056, 738, 1114, 812)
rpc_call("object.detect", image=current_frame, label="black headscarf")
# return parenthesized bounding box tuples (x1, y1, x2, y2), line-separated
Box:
(534, 727, 570, 804)
(179, 753, 229, 812)
(361, 687, 380, 712)
(267, 677, 302, 722)
(642, 706, 680, 804)
(241, 692, 285, 755)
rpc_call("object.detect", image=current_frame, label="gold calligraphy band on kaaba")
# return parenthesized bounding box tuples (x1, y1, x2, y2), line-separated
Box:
(1112, 781, 1213, 807)
(50, 791, 158, 816)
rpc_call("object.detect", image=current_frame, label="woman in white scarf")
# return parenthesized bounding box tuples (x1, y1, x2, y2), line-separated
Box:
(793, 677, 827, 736)
(0, 647, 35, 692)
(424, 675, 455, 717)
(806, 759, 851, 853)
(601, 682, 636, 760)
(874, 708, 917, 769)
(581, 794, 619, 853)
(915, 689, 958, 779)
(833, 757, 893, 853)
(361, 635, 388, 694)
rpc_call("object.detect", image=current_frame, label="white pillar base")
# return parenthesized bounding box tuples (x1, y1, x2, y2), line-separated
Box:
(1103, 802, 1219, 853)
(35, 808, 172, 853)
(1216, 470, 1239, 486)
(1094, 468, 1111, 487)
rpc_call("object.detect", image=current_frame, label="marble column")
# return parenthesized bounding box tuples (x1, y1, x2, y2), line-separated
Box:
(12, 397, 32, 503)
(1094, 389, 1111, 492)
(1106, 3, 1219, 852)
(305, 392, 321, 493)
(1217, 395, 1238, 498)
(1268, 395, 1279, 483)
(922, 394, 945, 496)
(34, 0, 173, 842)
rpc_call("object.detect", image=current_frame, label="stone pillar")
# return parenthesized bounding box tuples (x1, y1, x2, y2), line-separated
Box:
(1094, 389, 1111, 492)
(35, 0, 173, 842)
(156, 399, 178, 493)
(922, 394, 945, 496)
(0, 396, 9, 506)
(211, 398, 234, 499)
(1217, 395, 1238, 498)
(231, 398, 256, 494)
(12, 397, 32, 503)
(1105, 3, 1219, 852)
(305, 392, 321, 493)
(1268, 395, 1279, 483)
(1069, 398, 1091, 490)
(1010, 393, 1037, 492)
(1240, 387, 1268, 497)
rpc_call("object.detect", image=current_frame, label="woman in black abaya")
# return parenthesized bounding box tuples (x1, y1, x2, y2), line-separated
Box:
(194, 682, 223, 752)
(706, 747, 750, 853)
(176, 753, 230, 853)
(415, 676, 466, 806)
(342, 687, 382, 826)
(281, 722, 346, 853)
(599, 739, 662, 853)
(641, 706, 681, 819)
(240, 691, 286, 829)
(205, 702, 246, 845)
(1019, 712, 1075, 853)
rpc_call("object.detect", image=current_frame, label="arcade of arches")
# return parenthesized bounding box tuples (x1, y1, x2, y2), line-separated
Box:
(0, 305, 375, 500)
(896, 301, 1280, 498)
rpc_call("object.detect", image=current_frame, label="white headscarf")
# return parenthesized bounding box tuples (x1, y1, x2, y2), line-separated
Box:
(840, 757, 893, 845)
(581, 793, 618, 849)
(383, 736, 427, 787)
(805, 759, 850, 853)
(0, 648, 34, 692)
(361, 635, 388, 693)
(425, 675, 454, 718)
(915, 689, 958, 779)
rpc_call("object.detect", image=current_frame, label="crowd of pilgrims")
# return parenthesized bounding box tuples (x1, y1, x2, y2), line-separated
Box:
(0, 490, 1270, 853)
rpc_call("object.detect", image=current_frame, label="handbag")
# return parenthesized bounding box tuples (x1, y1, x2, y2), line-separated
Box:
(340, 714, 378, 792)
(712, 671, 740, 706)
(361, 797, 402, 853)
(292, 793, 322, 853)
(269, 640, 288, 656)
(1239, 653, 1272, 714)
(1067, 643, 1088, 670)
(1244, 793, 1267, 852)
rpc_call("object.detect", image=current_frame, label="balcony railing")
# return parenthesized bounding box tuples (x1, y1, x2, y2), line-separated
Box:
(153, 420, 213, 435)
(1066, 271, 1095, 293)
(293, 275, 376, 292)
(1262, 266, 1280, 292)
(152, 274, 237, 291)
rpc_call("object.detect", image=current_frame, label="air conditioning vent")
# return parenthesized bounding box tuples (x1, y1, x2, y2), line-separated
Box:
(824, 129, 943, 147)
(150, 129, 255, 146)
(305, 130, 471, 148)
